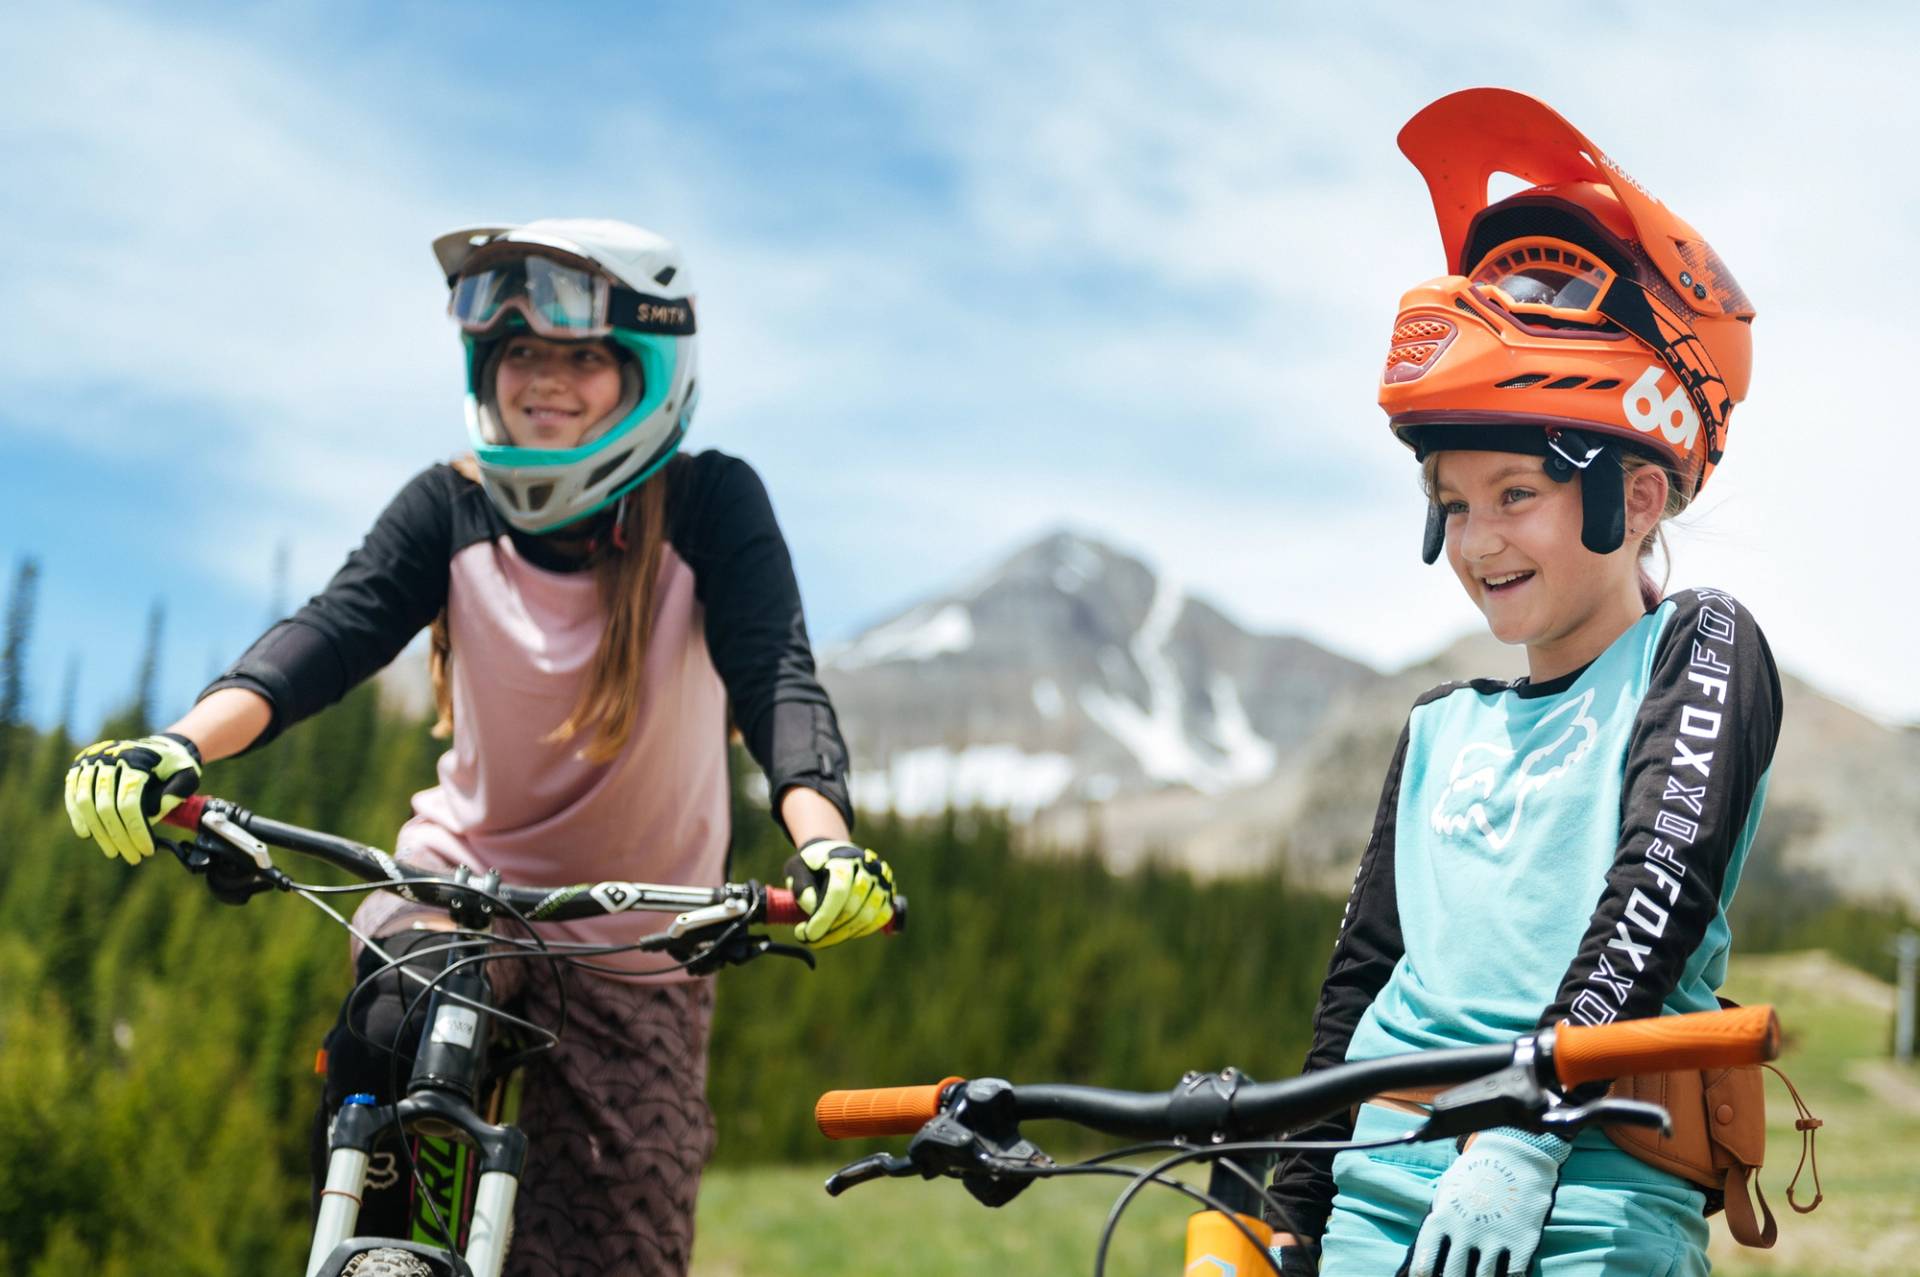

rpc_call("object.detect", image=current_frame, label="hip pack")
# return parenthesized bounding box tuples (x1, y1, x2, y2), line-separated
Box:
(1600, 1059, 1823, 1248)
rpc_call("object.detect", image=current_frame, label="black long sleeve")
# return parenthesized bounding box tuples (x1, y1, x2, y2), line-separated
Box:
(1538, 589, 1781, 1028)
(668, 452, 854, 831)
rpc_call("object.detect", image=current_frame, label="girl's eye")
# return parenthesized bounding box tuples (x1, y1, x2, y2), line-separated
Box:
(573, 349, 609, 367)
(1502, 487, 1535, 505)
(1441, 499, 1468, 516)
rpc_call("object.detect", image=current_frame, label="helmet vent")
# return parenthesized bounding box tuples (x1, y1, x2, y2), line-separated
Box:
(1384, 316, 1460, 384)
(1495, 374, 1551, 388)
(1544, 376, 1588, 390)
(585, 450, 634, 490)
(1586, 378, 1622, 391)
(653, 266, 677, 286)
(1394, 318, 1453, 343)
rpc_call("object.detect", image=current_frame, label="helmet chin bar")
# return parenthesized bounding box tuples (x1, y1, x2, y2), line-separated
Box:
(1414, 427, 1625, 563)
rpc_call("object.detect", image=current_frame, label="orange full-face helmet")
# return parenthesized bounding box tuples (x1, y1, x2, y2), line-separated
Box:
(1379, 89, 1756, 562)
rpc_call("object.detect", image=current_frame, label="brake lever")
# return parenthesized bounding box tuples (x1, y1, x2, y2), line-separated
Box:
(824, 1152, 918, 1196)
(1539, 1096, 1672, 1138)
(674, 929, 819, 976)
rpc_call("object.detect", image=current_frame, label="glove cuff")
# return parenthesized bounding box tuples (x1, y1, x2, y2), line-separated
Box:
(155, 731, 204, 766)
(1482, 1125, 1574, 1166)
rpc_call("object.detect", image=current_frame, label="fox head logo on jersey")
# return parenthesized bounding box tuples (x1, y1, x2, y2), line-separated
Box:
(1431, 688, 1599, 851)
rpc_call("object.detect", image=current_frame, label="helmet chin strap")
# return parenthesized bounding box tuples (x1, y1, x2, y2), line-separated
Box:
(1416, 428, 1626, 563)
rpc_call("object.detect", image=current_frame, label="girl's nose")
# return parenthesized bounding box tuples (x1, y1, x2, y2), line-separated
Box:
(1458, 512, 1504, 559)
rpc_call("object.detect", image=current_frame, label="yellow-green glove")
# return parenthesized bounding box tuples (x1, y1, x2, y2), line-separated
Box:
(64, 733, 203, 865)
(783, 839, 895, 948)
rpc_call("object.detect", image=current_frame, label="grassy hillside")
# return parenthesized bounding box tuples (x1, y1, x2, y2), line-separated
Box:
(692, 952, 1919, 1277)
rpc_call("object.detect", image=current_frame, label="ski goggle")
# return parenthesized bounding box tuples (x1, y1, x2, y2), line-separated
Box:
(449, 253, 695, 338)
(1467, 237, 1618, 325)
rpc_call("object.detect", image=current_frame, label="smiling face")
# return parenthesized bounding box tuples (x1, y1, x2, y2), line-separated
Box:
(491, 334, 625, 449)
(1432, 449, 1660, 682)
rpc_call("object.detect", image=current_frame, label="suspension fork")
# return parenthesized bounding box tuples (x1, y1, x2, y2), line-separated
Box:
(310, 875, 528, 1276)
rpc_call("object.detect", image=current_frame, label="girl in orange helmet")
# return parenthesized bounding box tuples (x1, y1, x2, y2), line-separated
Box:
(1265, 91, 1782, 1277)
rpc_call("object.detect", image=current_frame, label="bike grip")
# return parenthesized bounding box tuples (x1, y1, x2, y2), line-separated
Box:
(763, 886, 807, 925)
(159, 794, 208, 832)
(815, 1077, 964, 1139)
(763, 887, 907, 935)
(1554, 1005, 1781, 1087)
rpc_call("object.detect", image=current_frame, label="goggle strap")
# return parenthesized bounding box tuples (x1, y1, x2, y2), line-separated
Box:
(606, 288, 696, 335)
(1596, 280, 1728, 471)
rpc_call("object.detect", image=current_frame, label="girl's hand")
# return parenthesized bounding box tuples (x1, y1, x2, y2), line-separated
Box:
(782, 840, 895, 947)
(1404, 1128, 1569, 1277)
(64, 733, 204, 864)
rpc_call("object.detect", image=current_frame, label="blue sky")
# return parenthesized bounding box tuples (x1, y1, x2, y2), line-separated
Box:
(5, 0, 1918, 732)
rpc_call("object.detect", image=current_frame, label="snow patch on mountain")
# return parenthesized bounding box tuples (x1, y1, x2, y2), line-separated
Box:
(1205, 674, 1277, 786)
(833, 603, 973, 669)
(1076, 573, 1279, 794)
(1032, 678, 1065, 720)
(851, 744, 1075, 818)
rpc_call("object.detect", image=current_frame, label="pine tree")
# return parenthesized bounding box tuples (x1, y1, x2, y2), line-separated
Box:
(131, 600, 164, 735)
(0, 556, 40, 777)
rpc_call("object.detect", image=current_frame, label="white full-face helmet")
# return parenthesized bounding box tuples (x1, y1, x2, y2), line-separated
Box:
(432, 218, 700, 533)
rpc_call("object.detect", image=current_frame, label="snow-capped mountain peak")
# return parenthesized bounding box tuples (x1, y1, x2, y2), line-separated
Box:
(821, 530, 1374, 816)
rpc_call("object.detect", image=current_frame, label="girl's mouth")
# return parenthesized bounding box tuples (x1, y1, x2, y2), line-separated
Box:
(1483, 570, 1535, 595)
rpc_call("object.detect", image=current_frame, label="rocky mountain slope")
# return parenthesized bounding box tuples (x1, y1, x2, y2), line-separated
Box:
(818, 532, 1375, 817)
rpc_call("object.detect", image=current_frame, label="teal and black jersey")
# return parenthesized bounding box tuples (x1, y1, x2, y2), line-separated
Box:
(1267, 589, 1782, 1241)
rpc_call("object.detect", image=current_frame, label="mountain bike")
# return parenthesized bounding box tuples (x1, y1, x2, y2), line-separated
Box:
(156, 792, 899, 1277)
(814, 1004, 1781, 1275)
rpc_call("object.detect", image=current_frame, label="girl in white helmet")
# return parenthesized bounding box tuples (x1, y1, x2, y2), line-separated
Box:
(1265, 93, 1786, 1277)
(64, 218, 896, 1275)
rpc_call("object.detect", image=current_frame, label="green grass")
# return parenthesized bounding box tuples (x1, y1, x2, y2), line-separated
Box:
(1708, 954, 1920, 1277)
(692, 952, 1919, 1276)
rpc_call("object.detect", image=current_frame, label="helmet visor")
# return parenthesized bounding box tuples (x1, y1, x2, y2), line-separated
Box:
(1468, 237, 1617, 325)
(450, 254, 613, 338)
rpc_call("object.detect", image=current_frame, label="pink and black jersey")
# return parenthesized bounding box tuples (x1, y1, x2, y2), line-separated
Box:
(202, 451, 852, 979)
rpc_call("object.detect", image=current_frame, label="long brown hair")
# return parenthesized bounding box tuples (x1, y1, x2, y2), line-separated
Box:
(431, 455, 678, 762)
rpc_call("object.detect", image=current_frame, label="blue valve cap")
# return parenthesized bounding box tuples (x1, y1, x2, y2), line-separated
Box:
(344, 1092, 377, 1107)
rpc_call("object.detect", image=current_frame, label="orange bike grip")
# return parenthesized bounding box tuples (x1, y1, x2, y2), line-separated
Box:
(1554, 1005, 1780, 1087)
(815, 1077, 964, 1139)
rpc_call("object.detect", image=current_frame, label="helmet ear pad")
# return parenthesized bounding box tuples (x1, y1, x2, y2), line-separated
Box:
(1538, 428, 1626, 556)
(1422, 502, 1445, 565)
(1407, 425, 1627, 562)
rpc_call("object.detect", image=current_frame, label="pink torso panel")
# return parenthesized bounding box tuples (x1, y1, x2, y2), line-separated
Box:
(353, 536, 730, 982)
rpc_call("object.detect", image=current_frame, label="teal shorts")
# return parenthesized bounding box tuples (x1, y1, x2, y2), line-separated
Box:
(1319, 1104, 1710, 1277)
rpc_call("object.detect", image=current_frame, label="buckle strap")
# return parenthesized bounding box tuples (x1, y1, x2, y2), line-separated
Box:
(1723, 1164, 1778, 1248)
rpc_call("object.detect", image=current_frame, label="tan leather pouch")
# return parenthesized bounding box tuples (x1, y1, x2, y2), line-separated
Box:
(1601, 1063, 1823, 1248)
